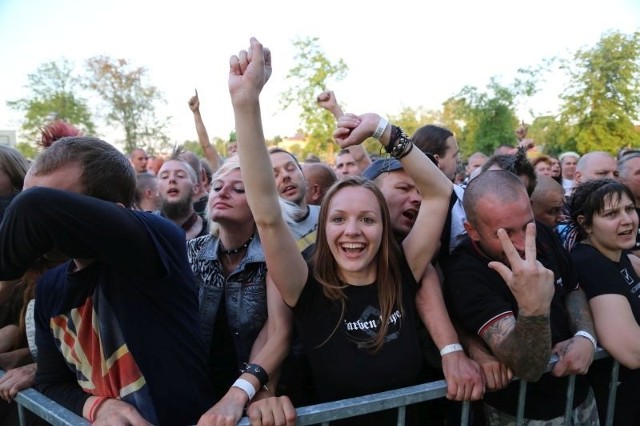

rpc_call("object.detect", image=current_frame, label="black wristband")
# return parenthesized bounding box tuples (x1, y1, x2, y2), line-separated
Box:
(240, 363, 269, 389)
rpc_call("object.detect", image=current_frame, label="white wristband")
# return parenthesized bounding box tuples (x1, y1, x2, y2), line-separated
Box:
(372, 117, 388, 140)
(574, 330, 597, 351)
(232, 378, 256, 401)
(440, 343, 464, 357)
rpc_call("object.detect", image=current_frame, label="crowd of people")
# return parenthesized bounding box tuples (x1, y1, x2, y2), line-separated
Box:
(0, 37, 639, 426)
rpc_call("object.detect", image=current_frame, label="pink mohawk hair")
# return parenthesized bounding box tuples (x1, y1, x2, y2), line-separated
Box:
(40, 120, 82, 148)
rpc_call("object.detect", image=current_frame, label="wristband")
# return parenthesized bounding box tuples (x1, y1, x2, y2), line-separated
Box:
(240, 363, 269, 390)
(87, 396, 109, 422)
(232, 378, 256, 401)
(372, 117, 388, 140)
(440, 343, 464, 357)
(574, 330, 597, 351)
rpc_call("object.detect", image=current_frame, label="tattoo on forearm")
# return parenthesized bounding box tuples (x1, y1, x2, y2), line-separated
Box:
(565, 290, 595, 335)
(483, 314, 551, 381)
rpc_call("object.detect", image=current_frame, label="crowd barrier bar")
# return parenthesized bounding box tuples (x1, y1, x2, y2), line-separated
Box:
(2, 348, 617, 426)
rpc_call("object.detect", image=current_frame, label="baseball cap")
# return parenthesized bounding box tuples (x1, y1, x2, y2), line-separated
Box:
(362, 158, 404, 180)
(362, 153, 438, 181)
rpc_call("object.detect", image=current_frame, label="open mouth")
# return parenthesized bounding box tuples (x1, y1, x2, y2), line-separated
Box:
(402, 209, 418, 222)
(167, 188, 180, 196)
(281, 185, 296, 195)
(340, 242, 365, 255)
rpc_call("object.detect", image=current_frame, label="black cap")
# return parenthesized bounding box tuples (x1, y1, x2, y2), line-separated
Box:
(362, 158, 404, 180)
(362, 154, 438, 180)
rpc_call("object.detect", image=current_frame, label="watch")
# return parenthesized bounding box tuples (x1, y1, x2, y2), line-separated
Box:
(240, 363, 269, 390)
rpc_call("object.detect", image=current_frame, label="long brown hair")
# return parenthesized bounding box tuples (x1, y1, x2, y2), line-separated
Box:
(311, 176, 403, 352)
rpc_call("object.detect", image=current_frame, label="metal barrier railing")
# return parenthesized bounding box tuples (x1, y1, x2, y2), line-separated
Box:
(1, 348, 617, 426)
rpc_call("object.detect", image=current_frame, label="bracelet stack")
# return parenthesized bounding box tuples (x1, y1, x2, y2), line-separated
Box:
(384, 125, 414, 160)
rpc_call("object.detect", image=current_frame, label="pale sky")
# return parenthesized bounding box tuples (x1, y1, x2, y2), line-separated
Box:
(1, 0, 638, 150)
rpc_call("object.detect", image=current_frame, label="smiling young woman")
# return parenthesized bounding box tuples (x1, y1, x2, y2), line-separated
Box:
(228, 38, 453, 425)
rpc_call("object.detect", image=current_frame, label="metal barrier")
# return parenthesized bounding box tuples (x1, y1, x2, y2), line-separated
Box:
(2, 348, 618, 426)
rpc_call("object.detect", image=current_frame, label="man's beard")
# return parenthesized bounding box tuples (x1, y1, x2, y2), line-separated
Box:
(160, 191, 193, 220)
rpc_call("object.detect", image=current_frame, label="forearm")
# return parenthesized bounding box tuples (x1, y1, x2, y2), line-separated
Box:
(349, 145, 372, 172)
(232, 98, 282, 227)
(192, 110, 221, 169)
(0, 348, 32, 370)
(416, 266, 460, 350)
(565, 289, 596, 337)
(0, 188, 162, 279)
(35, 349, 90, 416)
(484, 315, 552, 382)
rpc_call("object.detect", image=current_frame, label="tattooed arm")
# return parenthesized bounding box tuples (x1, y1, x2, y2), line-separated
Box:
(550, 289, 595, 377)
(480, 313, 552, 382)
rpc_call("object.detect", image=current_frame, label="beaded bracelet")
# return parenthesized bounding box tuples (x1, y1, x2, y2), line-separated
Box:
(384, 125, 414, 159)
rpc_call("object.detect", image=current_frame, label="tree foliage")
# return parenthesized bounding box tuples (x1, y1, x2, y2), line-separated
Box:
(559, 30, 640, 154)
(85, 56, 171, 154)
(280, 37, 348, 159)
(7, 59, 95, 145)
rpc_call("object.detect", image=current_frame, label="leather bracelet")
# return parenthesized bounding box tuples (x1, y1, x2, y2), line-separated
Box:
(240, 363, 269, 390)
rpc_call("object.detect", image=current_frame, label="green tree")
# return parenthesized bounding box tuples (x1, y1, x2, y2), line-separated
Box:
(7, 59, 95, 145)
(527, 115, 573, 156)
(85, 56, 171, 154)
(280, 37, 348, 159)
(559, 30, 640, 154)
(449, 78, 525, 157)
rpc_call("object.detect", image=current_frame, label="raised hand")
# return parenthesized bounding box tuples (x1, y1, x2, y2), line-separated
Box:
(488, 223, 555, 316)
(229, 37, 272, 102)
(188, 89, 200, 112)
(317, 90, 343, 119)
(333, 113, 383, 149)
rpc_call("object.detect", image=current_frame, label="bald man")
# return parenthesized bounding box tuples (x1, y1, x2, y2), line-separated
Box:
(301, 162, 336, 206)
(530, 176, 565, 228)
(574, 151, 618, 185)
(444, 170, 597, 424)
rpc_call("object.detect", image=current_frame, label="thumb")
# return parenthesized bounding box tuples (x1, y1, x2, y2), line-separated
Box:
(487, 261, 512, 284)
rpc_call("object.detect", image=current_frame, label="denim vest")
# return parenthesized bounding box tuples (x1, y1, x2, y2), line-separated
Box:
(187, 233, 267, 365)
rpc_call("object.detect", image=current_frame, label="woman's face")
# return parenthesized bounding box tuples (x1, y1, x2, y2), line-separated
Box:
(208, 169, 253, 226)
(325, 186, 383, 285)
(588, 192, 638, 261)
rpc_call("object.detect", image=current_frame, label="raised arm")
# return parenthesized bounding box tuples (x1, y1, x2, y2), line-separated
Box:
(229, 38, 308, 307)
(318, 91, 371, 173)
(334, 114, 453, 281)
(189, 89, 222, 170)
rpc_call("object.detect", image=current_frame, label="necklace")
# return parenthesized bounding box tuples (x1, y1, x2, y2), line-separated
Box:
(181, 212, 198, 232)
(219, 235, 254, 255)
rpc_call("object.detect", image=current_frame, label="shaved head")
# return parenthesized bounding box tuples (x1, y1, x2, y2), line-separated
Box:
(464, 170, 528, 225)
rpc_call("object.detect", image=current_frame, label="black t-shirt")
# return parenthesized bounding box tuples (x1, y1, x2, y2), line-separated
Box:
(444, 222, 588, 419)
(571, 243, 640, 415)
(292, 255, 425, 424)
